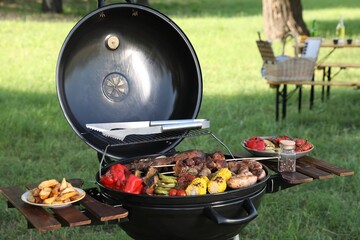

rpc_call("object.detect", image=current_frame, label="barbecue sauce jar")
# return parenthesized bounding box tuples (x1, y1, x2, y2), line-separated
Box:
(278, 140, 296, 172)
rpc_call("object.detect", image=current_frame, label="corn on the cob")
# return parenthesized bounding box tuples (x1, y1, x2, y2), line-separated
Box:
(215, 168, 232, 180)
(207, 168, 232, 194)
(185, 176, 209, 196)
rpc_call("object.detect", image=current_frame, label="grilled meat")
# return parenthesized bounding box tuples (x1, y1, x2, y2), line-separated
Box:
(227, 175, 258, 189)
(142, 167, 159, 195)
(125, 150, 206, 172)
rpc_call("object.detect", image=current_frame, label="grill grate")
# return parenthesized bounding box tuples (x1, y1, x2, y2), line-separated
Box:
(83, 128, 212, 147)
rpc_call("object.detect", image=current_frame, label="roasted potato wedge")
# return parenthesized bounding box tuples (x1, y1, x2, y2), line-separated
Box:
(38, 179, 59, 189)
(26, 178, 84, 205)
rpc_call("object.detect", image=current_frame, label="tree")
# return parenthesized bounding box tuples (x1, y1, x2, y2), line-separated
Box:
(41, 0, 149, 14)
(137, 0, 149, 5)
(262, 0, 309, 40)
(42, 0, 63, 13)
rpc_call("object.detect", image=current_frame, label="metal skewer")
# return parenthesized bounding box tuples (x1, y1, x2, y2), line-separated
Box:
(152, 164, 177, 168)
(150, 156, 280, 169)
(226, 156, 280, 162)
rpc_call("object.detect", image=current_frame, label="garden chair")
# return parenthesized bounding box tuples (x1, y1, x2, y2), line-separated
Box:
(256, 37, 322, 120)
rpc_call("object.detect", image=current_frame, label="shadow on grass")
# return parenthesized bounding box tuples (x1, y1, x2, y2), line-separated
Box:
(1, 84, 358, 158)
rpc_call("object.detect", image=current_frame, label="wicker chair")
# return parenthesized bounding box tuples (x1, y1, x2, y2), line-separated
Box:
(256, 37, 322, 121)
(257, 38, 321, 82)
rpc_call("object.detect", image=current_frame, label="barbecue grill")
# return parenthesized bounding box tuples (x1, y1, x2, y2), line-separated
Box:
(54, 1, 276, 239)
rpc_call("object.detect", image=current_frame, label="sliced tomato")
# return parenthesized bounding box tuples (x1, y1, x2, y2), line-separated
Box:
(294, 138, 306, 146)
(245, 137, 266, 151)
(301, 143, 313, 151)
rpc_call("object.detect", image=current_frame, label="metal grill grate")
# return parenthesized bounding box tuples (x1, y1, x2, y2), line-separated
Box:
(83, 128, 212, 147)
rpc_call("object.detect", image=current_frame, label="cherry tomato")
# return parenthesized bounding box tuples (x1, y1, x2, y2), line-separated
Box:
(176, 189, 186, 196)
(168, 189, 178, 196)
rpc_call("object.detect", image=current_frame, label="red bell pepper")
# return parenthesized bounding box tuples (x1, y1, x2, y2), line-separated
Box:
(100, 163, 144, 194)
(100, 172, 114, 188)
(123, 174, 144, 194)
(109, 164, 129, 190)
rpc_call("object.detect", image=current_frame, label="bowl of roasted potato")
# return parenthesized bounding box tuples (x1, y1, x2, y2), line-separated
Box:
(21, 178, 85, 208)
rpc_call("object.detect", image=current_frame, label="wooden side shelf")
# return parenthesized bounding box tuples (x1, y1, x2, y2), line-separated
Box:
(0, 157, 354, 231)
(0, 179, 128, 232)
(262, 156, 354, 184)
(298, 156, 355, 176)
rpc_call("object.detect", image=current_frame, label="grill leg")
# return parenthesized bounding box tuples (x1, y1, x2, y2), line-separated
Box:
(326, 67, 331, 99)
(321, 67, 326, 101)
(275, 85, 280, 121)
(310, 73, 315, 110)
(282, 84, 287, 120)
(298, 85, 302, 113)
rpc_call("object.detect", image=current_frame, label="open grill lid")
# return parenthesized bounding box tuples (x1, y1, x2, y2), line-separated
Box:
(56, 3, 203, 159)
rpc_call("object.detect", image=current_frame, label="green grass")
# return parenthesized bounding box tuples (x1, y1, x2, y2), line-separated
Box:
(0, 0, 359, 239)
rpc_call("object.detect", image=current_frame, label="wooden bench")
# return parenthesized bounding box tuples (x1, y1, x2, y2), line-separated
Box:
(267, 79, 360, 120)
(316, 62, 360, 101)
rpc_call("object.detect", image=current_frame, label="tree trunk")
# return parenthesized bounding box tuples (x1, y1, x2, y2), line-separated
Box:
(136, 0, 149, 5)
(262, 0, 309, 40)
(42, 0, 63, 13)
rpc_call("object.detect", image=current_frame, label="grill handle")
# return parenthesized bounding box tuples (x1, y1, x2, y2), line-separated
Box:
(205, 198, 258, 225)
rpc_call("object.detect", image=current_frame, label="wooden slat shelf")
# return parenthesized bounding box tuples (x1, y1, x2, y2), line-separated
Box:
(298, 156, 354, 176)
(0, 157, 354, 231)
(1, 186, 62, 231)
(0, 179, 128, 232)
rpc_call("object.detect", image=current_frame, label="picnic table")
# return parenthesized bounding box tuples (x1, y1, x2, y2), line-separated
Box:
(267, 39, 360, 120)
(314, 39, 360, 104)
(0, 155, 354, 231)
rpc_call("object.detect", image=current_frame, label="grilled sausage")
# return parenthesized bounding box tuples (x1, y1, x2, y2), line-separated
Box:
(227, 175, 257, 189)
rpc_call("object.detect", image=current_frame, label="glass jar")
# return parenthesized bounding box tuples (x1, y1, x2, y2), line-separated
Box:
(278, 140, 296, 172)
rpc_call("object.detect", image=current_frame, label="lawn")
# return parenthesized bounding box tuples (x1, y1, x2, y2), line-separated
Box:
(0, 0, 359, 239)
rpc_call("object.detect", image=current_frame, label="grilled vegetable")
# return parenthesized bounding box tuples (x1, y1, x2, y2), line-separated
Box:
(176, 172, 196, 189)
(214, 168, 232, 180)
(207, 176, 227, 194)
(100, 163, 144, 194)
(154, 173, 178, 195)
(185, 176, 209, 196)
(207, 168, 232, 194)
(157, 181, 176, 188)
(154, 188, 170, 195)
(158, 173, 177, 183)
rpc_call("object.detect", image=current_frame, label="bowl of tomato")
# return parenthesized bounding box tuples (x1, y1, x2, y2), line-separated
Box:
(242, 136, 314, 159)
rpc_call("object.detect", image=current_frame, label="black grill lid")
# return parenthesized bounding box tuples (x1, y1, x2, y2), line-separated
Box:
(56, 4, 203, 159)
